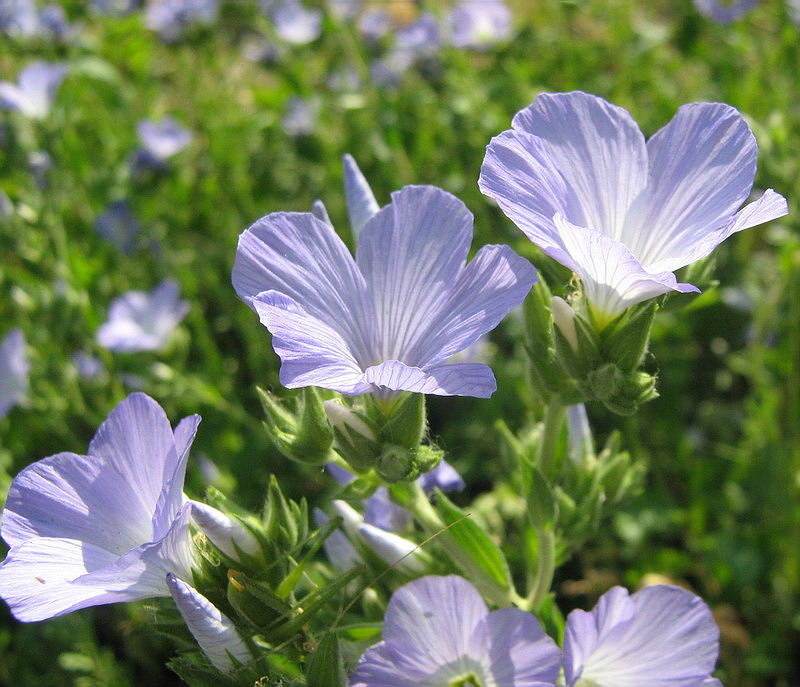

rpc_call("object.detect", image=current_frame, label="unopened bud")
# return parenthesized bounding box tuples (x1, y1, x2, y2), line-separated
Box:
(167, 573, 252, 673)
(191, 501, 260, 561)
(357, 523, 430, 575)
(551, 296, 578, 353)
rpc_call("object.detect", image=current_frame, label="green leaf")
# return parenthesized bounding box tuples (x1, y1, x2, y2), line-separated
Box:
(305, 632, 347, 687)
(433, 490, 512, 595)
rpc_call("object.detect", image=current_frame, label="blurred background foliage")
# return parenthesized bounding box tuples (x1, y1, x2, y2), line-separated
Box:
(0, 0, 798, 684)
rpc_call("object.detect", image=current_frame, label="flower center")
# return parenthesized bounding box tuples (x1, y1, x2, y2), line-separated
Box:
(449, 674, 483, 687)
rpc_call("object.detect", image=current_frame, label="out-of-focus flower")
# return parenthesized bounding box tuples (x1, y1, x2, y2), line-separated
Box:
(0, 393, 199, 621)
(95, 201, 141, 254)
(145, 0, 218, 40)
(563, 585, 721, 687)
(328, 0, 360, 21)
(350, 575, 561, 686)
(72, 351, 104, 380)
(233, 156, 537, 398)
(38, 4, 70, 39)
(167, 574, 252, 673)
(281, 96, 319, 137)
(90, 0, 138, 15)
(0, 0, 39, 37)
(0, 61, 67, 119)
(269, 0, 322, 45)
(313, 508, 361, 571)
(0, 329, 29, 418)
(566, 403, 593, 464)
(447, 0, 512, 50)
(394, 11, 441, 57)
(357, 8, 390, 43)
(28, 150, 51, 188)
(97, 279, 189, 353)
(135, 116, 192, 168)
(480, 91, 788, 323)
(693, 0, 758, 23)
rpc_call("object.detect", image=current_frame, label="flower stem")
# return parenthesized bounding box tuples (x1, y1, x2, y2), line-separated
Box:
(538, 400, 566, 479)
(528, 527, 556, 611)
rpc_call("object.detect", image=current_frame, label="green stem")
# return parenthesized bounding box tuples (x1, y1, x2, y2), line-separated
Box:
(527, 527, 556, 611)
(538, 400, 566, 479)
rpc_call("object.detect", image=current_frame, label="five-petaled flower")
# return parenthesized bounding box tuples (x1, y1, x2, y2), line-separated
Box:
(480, 91, 788, 323)
(0, 393, 199, 621)
(233, 155, 537, 398)
(0, 61, 67, 119)
(349, 574, 561, 687)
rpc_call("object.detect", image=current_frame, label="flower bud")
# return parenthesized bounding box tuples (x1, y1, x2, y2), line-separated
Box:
(357, 523, 431, 575)
(324, 400, 381, 471)
(166, 573, 251, 673)
(551, 296, 578, 353)
(191, 501, 260, 561)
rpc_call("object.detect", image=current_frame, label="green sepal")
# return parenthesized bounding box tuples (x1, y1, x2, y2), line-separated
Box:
(305, 632, 347, 687)
(601, 301, 656, 372)
(263, 475, 308, 553)
(226, 569, 290, 630)
(376, 444, 442, 483)
(275, 516, 343, 598)
(374, 392, 426, 450)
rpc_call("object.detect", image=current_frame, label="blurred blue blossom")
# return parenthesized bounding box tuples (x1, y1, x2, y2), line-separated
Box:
(0, 61, 67, 119)
(0, 329, 29, 419)
(132, 116, 192, 172)
(0, 0, 39, 37)
(37, 4, 70, 40)
(90, 0, 139, 15)
(269, 0, 322, 45)
(97, 279, 189, 353)
(447, 0, 512, 50)
(28, 150, 51, 188)
(394, 11, 441, 57)
(72, 352, 105, 380)
(95, 201, 141, 254)
(693, 0, 758, 23)
(350, 575, 561, 686)
(145, 0, 218, 41)
(281, 95, 319, 136)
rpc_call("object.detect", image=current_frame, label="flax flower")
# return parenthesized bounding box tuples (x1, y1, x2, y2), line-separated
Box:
(349, 575, 560, 686)
(233, 156, 537, 398)
(0, 328, 29, 419)
(480, 91, 788, 322)
(0, 393, 199, 621)
(0, 61, 67, 119)
(563, 585, 721, 687)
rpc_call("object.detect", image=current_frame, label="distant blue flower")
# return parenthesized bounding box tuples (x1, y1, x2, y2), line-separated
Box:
(0, 0, 39, 37)
(328, 0, 360, 21)
(693, 0, 758, 23)
(145, 0, 218, 41)
(447, 0, 512, 50)
(281, 96, 319, 137)
(233, 155, 537, 398)
(97, 279, 189, 353)
(0, 393, 199, 621)
(350, 575, 561, 686)
(357, 8, 390, 44)
(270, 0, 322, 45)
(72, 351, 105, 380)
(167, 573, 252, 673)
(0, 61, 67, 119)
(563, 585, 721, 687)
(136, 116, 192, 166)
(38, 4, 70, 39)
(28, 150, 51, 188)
(90, 0, 138, 15)
(480, 92, 788, 322)
(95, 201, 141, 254)
(394, 11, 441, 57)
(566, 403, 593, 464)
(0, 329, 29, 419)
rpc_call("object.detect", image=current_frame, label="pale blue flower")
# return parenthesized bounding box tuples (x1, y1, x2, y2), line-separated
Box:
(0, 329, 29, 418)
(90, 0, 138, 15)
(0, 0, 39, 37)
(0, 61, 67, 119)
(448, 0, 512, 50)
(693, 0, 758, 23)
(350, 575, 561, 686)
(563, 585, 721, 687)
(136, 116, 192, 164)
(72, 351, 105, 380)
(97, 279, 189, 353)
(190, 501, 260, 562)
(95, 201, 141, 254)
(281, 96, 319, 137)
(480, 92, 788, 322)
(394, 11, 441, 57)
(233, 155, 537, 398)
(270, 0, 322, 45)
(0, 393, 199, 621)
